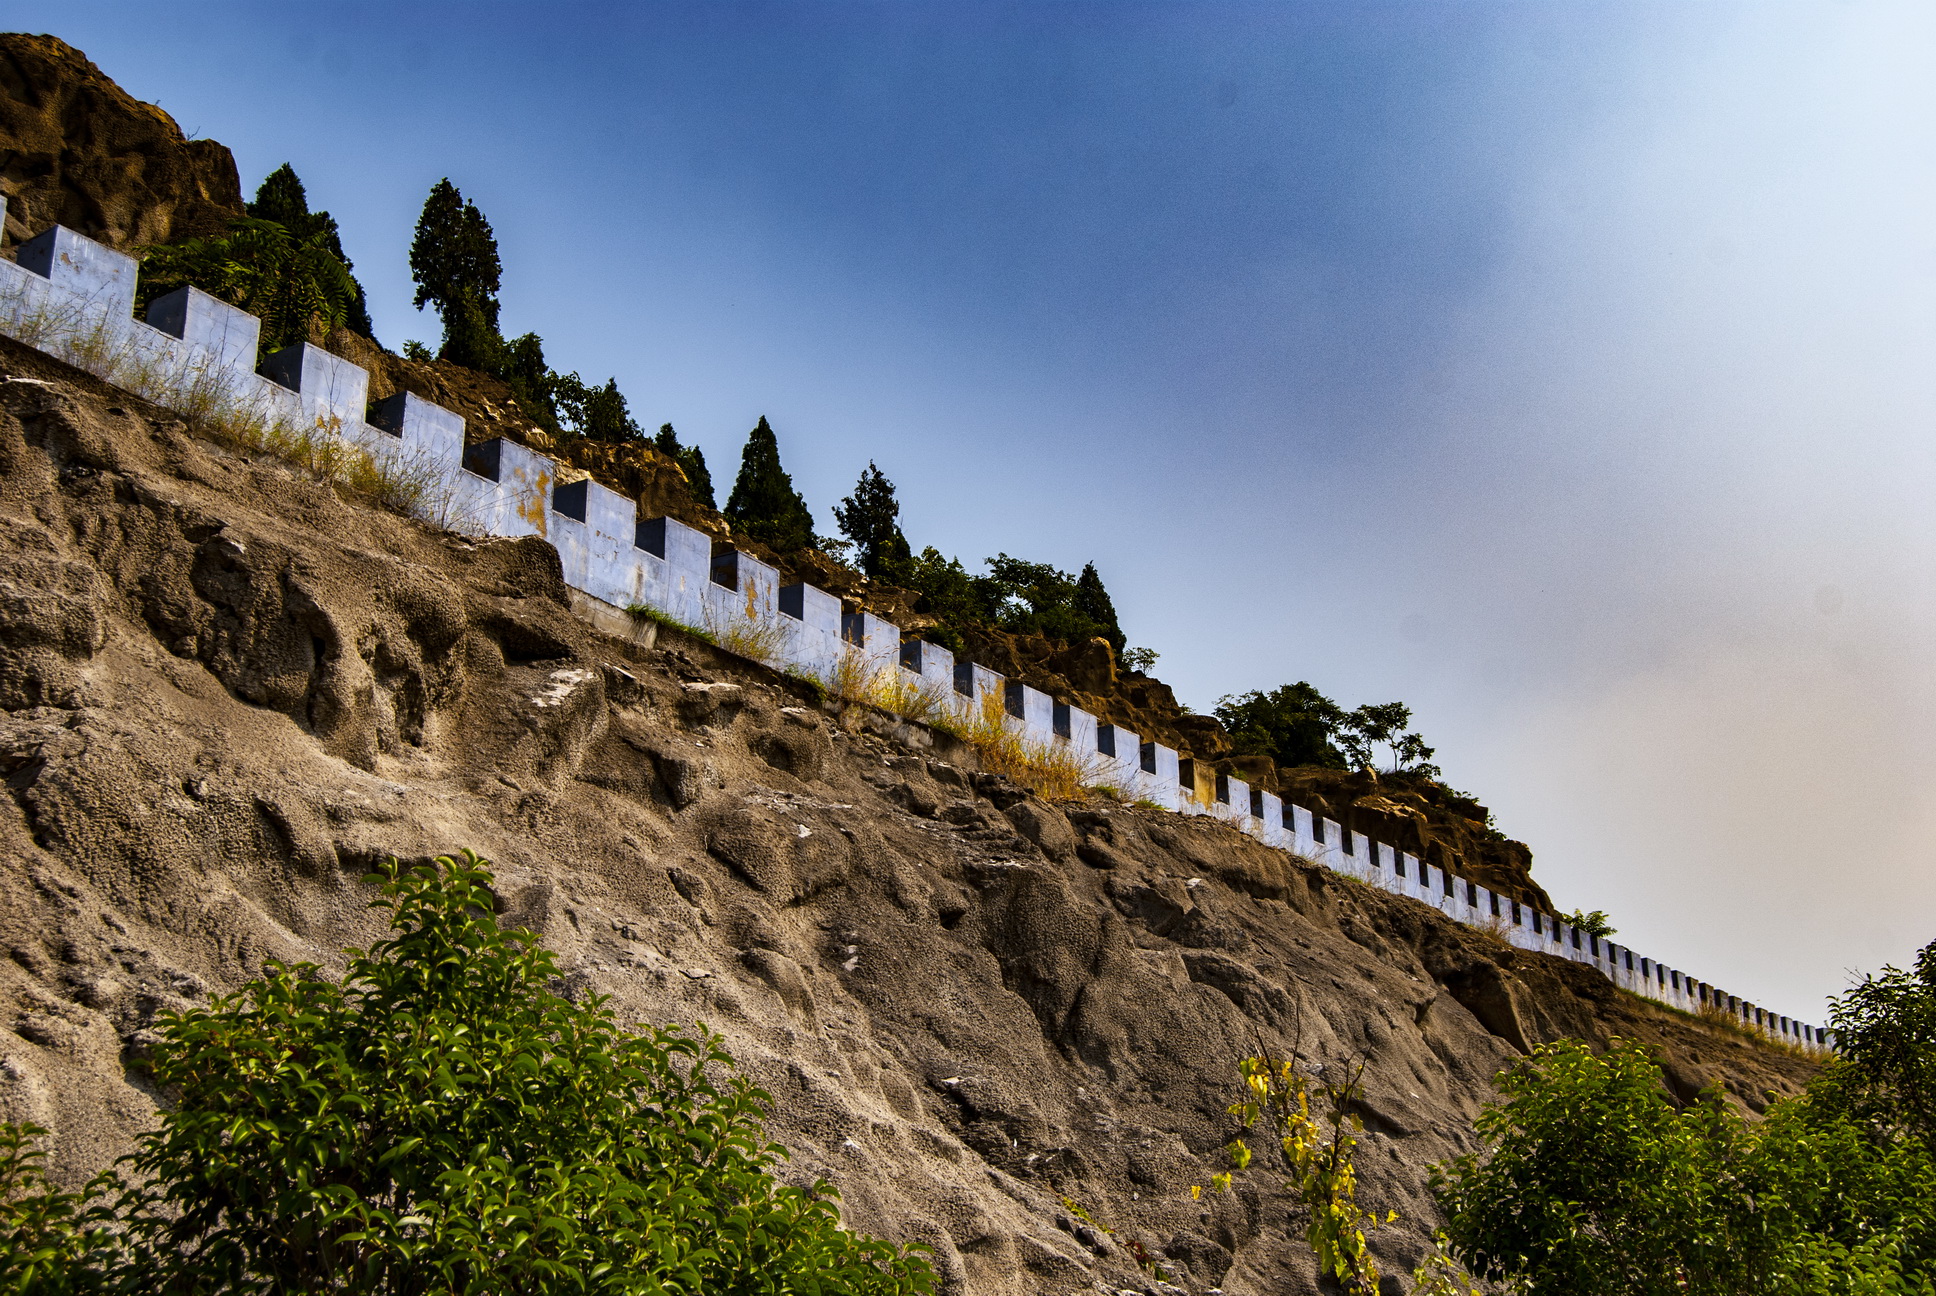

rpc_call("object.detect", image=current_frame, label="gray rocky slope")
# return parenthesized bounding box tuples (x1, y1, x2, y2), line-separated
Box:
(0, 334, 1813, 1294)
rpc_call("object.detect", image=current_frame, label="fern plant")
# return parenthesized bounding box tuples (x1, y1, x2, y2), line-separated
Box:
(139, 216, 360, 353)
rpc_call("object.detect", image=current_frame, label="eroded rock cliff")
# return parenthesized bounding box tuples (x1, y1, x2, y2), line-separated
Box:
(0, 334, 1816, 1294)
(0, 34, 242, 252)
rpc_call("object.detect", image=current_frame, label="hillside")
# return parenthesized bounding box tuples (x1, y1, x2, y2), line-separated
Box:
(0, 331, 1816, 1293)
(0, 31, 1556, 910)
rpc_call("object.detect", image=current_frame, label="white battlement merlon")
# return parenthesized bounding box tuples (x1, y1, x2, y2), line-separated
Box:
(257, 342, 369, 428)
(842, 609, 899, 666)
(1060, 699, 1098, 756)
(17, 225, 138, 318)
(1096, 722, 1140, 796)
(707, 545, 781, 628)
(144, 286, 261, 372)
(1136, 742, 1182, 811)
(900, 639, 956, 694)
(1005, 680, 1054, 744)
(369, 392, 464, 466)
(1256, 791, 1289, 849)
(547, 480, 593, 590)
(779, 581, 843, 679)
(634, 516, 712, 627)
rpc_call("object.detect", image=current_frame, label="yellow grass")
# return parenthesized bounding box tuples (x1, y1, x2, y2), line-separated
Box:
(927, 682, 1105, 800)
(0, 280, 451, 523)
(705, 583, 786, 665)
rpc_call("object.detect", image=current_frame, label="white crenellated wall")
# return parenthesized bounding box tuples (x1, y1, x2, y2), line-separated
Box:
(0, 202, 1834, 1051)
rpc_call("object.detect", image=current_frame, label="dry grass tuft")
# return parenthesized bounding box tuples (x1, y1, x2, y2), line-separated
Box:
(927, 685, 1104, 800)
(706, 585, 785, 665)
(0, 278, 453, 525)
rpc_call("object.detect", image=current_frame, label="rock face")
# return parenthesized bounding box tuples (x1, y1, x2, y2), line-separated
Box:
(0, 34, 243, 252)
(0, 333, 1815, 1294)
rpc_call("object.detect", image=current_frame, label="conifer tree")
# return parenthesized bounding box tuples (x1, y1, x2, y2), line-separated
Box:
(833, 461, 912, 579)
(656, 424, 716, 509)
(724, 416, 816, 553)
(246, 164, 375, 337)
(409, 178, 503, 370)
(1073, 562, 1127, 654)
(500, 332, 563, 439)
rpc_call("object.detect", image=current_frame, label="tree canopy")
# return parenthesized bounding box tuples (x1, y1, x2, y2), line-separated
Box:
(656, 424, 717, 510)
(1435, 1031, 1936, 1295)
(245, 163, 375, 337)
(1215, 685, 1438, 776)
(557, 376, 643, 444)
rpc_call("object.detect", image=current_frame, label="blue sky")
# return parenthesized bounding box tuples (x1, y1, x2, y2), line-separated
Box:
(21, 1, 1936, 1020)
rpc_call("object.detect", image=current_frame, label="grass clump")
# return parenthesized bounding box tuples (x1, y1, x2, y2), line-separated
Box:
(624, 601, 710, 642)
(705, 585, 786, 665)
(927, 684, 1102, 801)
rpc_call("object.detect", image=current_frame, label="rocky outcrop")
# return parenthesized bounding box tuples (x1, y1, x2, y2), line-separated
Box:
(0, 333, 1813, 1295)
(0, 34, 242, 252)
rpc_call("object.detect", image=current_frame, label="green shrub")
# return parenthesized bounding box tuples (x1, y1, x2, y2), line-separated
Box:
(1434, 1036, 1936, 1295)
(139, 216, 360, 354)
(0, 852, 931, 1296)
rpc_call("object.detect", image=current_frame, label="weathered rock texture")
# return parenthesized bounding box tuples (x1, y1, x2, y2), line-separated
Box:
(0, 34, 243, 252)
(0, 333, 1816, 1293)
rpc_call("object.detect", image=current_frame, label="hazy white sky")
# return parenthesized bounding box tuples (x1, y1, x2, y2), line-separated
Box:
(24, 0, 1936, 1021)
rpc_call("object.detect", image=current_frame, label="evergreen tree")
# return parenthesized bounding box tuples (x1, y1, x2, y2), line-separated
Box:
(549, 376, 641, 444)
(501, 332, 563, 439)
(833, 462, 912, 579)
(1072, 562, 1126, 654)
(409, 178, 503, 370)
(246, 163, 375, 338)
(656, 424, 717, 509)
(724, 416, 816, 553)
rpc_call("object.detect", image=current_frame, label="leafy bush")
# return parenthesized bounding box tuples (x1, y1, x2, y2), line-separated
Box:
(0, 1124, 120, 1294)
(1434, 1035, 1936, 1295)
(0, 852, 932, 1296)
(1821, 939, 1936, 1144)
(1559, 908, 1617, 938)
(139, 216, 360, 354)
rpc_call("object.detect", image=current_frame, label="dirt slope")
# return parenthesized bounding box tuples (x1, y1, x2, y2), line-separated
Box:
(0, 334, 1812, 1294)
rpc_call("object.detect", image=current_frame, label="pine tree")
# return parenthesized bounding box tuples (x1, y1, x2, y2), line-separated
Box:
(655, 424, 716, 510)
(724, 416, 816, 553)
(409, 178, 503, 370)
(246, 164, 310, 228)
(241, 163, 376, 338)
(1073, 562, 1127, 654)
(833, 462, 912, 579)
